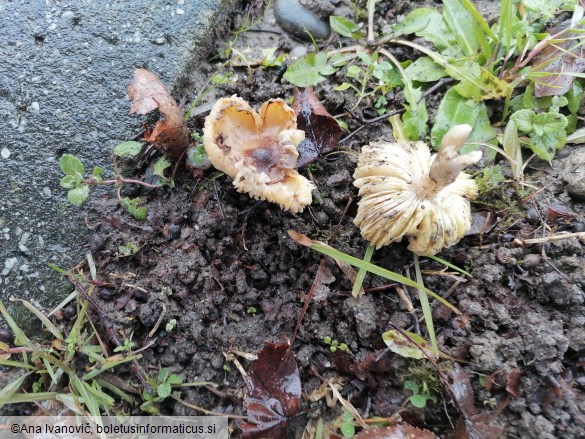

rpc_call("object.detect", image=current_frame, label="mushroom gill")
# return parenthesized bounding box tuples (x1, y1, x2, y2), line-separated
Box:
(203, 96, 314, 213)
(353, 124, 481, 256)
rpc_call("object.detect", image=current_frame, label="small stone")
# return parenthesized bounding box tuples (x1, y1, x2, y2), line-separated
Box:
(0, 148, 10, 159)
(2, 257, 18, 275)
(176, 8, 185, 14)
(29, 101, 40, 112)
(562, 149, 585, 201)
(523, 254, 541, 270)
(61, 10, 75, 19)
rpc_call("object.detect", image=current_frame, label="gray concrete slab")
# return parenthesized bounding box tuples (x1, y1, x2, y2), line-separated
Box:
(0, 0, 233, 305)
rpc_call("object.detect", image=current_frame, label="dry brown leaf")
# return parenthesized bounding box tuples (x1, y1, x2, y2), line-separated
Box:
(128, 68, 189, 159)
(532, 21, 585, 97)
(240, 342, 301, 439)
(505, 368, 523, 398)
(292, 87, 344, 167)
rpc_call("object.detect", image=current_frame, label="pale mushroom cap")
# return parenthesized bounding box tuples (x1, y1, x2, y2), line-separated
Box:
(203, 96, 314, 213)
(353, 125, 481, 256)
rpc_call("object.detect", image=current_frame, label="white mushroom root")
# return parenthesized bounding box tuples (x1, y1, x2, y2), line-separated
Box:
(203, 96, 314, 213)
(353, 125, 482, 256)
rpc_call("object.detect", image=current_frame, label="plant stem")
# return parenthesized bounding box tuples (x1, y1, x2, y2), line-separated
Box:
(288, 231, 460, 314)
(83, 178, 159, 188)
(414, 254, 438, 355)
(352, 245, 375, 297)
(367, 0, 378, 43)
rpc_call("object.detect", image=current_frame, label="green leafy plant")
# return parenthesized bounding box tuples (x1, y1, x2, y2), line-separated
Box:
(60, 154, 103, 206)
(475, 164, 506, 195)
(283, 0, 584, 190)
(339, 408, 356, 438)
(113, 141, 144, 158)
(113, 333, 137, 353)
(403, 379, 438, 408)
(117, 241, 141, 256)
(140, 367, 183, 414)
(59, 152, 159, 217)
(323, 336, 348, 353)
(119, 197, 148, 221)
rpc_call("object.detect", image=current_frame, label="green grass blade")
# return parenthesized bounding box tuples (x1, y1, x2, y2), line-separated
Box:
(0, 371, 34, 402)
(0, 301, 32, 348)
(0, 360, 35, 369)
(458, 0, 495, 39)
(414, 255, 437, 354)
(69, 373, 103, 419)
(43, 357, 59, 386)
(429, 255, 472, 277)
(289, 231, 460, 314)
(82, 354, 141, 381)
(96, 379, 135, 405)
(499, 0, 513, 50)
(352, 245, 375, 297)
(0, 392, 60, 405)
(12, 298, 63, 340)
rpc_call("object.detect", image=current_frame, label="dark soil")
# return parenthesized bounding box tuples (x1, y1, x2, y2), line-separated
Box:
(9, 0, 585, 437)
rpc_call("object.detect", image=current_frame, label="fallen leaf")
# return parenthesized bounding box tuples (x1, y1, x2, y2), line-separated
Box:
(505, 368, 522, 398)
(448, 364, 507, 439)
(448, 363, 476, 419)
(532, 21, 585, 97)
(292, 87, 344, 167)
(355, 425, 439, 439)
(455, 418, 504, 439)
(545, 203, 575, 226)
(382, 329, 436, 360)
(240, 342, 301, 438)
(466, 211, 497, 235)
(128, 69, 189, 160)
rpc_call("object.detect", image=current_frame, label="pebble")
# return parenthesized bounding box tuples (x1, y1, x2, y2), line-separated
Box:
(61, 10, 75, 20)
(2, 257, 18, 276)
(562, 149, 585, 201)
(0, 148, 10, 159)
(273, 0, 331, 42)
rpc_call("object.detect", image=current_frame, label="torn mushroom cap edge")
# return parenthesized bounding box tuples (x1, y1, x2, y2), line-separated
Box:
(203, 95, 315, 213)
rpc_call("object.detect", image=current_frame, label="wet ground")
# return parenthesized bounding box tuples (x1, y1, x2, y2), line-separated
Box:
(0, 0, 233, 306)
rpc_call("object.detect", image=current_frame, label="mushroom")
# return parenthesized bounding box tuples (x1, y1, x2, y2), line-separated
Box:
(353, 125, 482, 256)
(203, 96, 314, 213)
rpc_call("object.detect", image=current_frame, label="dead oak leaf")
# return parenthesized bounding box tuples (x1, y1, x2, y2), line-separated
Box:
(128, 68, 189, 159)
(240, 342, 301, 439)
(532, 21, 585, 97)
(292, 87, 344, 167)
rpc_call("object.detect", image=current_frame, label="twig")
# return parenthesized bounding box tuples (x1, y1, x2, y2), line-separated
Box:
(148, 302, 167, 338)
(513, 232, 585, 245)
(83, 178, 159, 189)
(213, 180, 226, 220)
(172, 396, 246, 418)
(367, 0, 377, 44)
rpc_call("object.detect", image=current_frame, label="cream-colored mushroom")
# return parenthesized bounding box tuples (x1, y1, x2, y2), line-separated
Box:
(353, 125, 481, 256)
(203, 96, 314, 213)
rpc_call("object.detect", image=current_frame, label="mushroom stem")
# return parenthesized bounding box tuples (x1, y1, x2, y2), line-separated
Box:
(426, 124, 482, 193)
